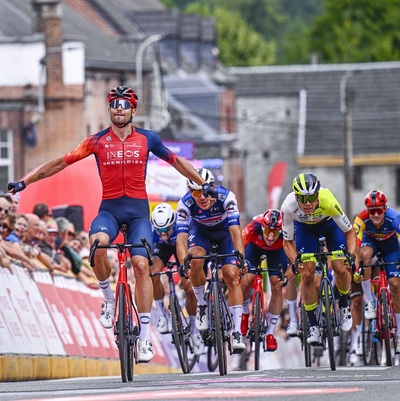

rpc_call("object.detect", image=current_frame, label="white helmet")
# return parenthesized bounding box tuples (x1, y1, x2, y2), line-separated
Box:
(151, 203, 176, 229)
(187, 168, 214, 190)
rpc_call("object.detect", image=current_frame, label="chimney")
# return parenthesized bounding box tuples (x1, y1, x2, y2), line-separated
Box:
(32, 0, 64, 99)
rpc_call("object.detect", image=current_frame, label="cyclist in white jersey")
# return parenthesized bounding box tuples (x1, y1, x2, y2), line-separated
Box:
(281, 173, 357, 345)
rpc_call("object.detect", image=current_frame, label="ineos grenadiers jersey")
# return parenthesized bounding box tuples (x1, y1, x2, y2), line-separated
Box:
(64, 126, 177, 200)
(353, 208, 400, 244)
(281, 187, 352, 241)
(176, 186, 240, 232)
(242, 214, 283, 251)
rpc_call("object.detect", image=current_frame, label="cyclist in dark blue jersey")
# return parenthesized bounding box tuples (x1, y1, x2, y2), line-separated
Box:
(150, 203, 204, 356)
(176, 168, 246, 353)
(356, 190, 400, 353)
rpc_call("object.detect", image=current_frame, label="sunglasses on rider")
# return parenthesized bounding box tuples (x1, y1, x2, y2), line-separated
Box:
(262, 227, 280, 237)
(368, 207, 385, 216)
(156, 226, 172, 234)
(109, 99, 132, 110)
(190, 189, 204, 198)
(296, 194, 318, 204)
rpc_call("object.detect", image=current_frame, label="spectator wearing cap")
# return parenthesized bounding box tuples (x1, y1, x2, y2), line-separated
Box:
(55, 217, 95, 282)
(33, 202, 52, 222)
(38, 218, 70, 273)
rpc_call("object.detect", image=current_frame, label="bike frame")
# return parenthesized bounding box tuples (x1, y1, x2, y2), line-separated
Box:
(184, 245, 244, 376)
(89, 224, 152, 382)
(150, 261, 198, 373)
(373, 267, 396, 340)
(295, 237, 352, 371)
(363, 258, 398, 366)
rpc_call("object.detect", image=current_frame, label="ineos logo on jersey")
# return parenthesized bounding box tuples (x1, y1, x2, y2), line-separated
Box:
(107, 150, 140, 159)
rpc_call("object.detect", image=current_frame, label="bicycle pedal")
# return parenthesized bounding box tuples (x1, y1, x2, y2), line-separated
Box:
(232, 348, 245, 355)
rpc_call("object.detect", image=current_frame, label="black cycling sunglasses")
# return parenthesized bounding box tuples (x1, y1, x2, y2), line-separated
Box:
(109, 99, 131, 110)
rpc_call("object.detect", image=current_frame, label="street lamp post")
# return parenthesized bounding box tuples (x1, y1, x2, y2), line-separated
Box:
(340, 71, 355, 217)
(136, 34, 162, 102)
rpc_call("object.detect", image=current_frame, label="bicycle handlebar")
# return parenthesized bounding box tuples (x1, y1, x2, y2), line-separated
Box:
(89, 237, 153, 268)
(292, 247, 353, 275)
(182, 249, 245, 277)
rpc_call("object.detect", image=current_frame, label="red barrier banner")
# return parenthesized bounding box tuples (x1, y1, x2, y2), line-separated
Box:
(1, 267, 48, 354)
(16, 265, 66, 356)
(35, 269, 84, 356)
(76, 281, 118, 359)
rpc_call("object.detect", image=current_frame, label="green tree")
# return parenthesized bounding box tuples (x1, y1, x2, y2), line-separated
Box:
(185, 3, 276, 66)
(309, 0, 400, 63)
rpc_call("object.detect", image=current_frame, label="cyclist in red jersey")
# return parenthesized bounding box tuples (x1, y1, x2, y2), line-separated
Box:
(8, 86, 215, 363)
(240, 209, 298, 352)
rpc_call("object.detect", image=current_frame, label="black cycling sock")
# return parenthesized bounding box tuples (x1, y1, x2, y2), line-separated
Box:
(338, 292, 349, 308)
(306, 308, 318, 326)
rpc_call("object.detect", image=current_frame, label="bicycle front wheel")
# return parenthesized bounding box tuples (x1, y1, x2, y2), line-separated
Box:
(300, 301, 312, 367)
(381, 289, 392, 366)
(170, 293, 189, 373)
(116, 283, 133, 382)
(322, 280, 336, 371)
(212, 283, 227, 376)
(207, 343, 218, 372)
(253, 291, 263, 371)
(361, 307, 373, 365)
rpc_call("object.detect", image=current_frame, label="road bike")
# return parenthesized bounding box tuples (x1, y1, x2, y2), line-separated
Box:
(246, 256, 287, 370)
(89, 224, 152, 382)
(359, 255, 399, 366)
(293, 237, 352, 371)
(183, 244, 244, 376)
(150, 260, 199, 373)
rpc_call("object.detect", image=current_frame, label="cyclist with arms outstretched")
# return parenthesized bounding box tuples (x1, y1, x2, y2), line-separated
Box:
(8, 86, 214, 363)
(281, 173, 357, 345)
(176, 168, 246, 353)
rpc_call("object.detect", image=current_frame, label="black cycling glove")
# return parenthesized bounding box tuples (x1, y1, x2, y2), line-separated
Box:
(8, 180, 26, 194)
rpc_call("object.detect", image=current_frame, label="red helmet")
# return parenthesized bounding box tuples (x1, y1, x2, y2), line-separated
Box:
(261, 209, 282, 230)
(364, 190, 387, 209)
(107, 86, 138, 108)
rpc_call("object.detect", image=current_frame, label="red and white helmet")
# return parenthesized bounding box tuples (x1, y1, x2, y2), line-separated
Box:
(261, 209, 283, 230)
(364, 190, 387, 209)
(107, 86, 138, 109)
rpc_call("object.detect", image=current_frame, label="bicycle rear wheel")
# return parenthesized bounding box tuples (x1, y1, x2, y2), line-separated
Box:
(361, 308, 373, 365)
(381, 289, 392, 366)
(212, 283, 227, 376)
(116, 283, 133, 382)
(322, 280, 336, 371)
(170, 293, 189, 373)
(253, 291, 263, 371)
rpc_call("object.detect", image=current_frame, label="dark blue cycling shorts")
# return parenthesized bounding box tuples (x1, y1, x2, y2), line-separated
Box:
(361, 234, 400, 279)
(89, 196, 152, 258)
(245, 242, 288, 275)
(294, 218, 346, 255)
(187, 225, 238, 267)
(152, 243, 177, 266)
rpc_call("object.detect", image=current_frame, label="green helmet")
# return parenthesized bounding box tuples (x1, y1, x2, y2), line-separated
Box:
(292, 173, 321, 195)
